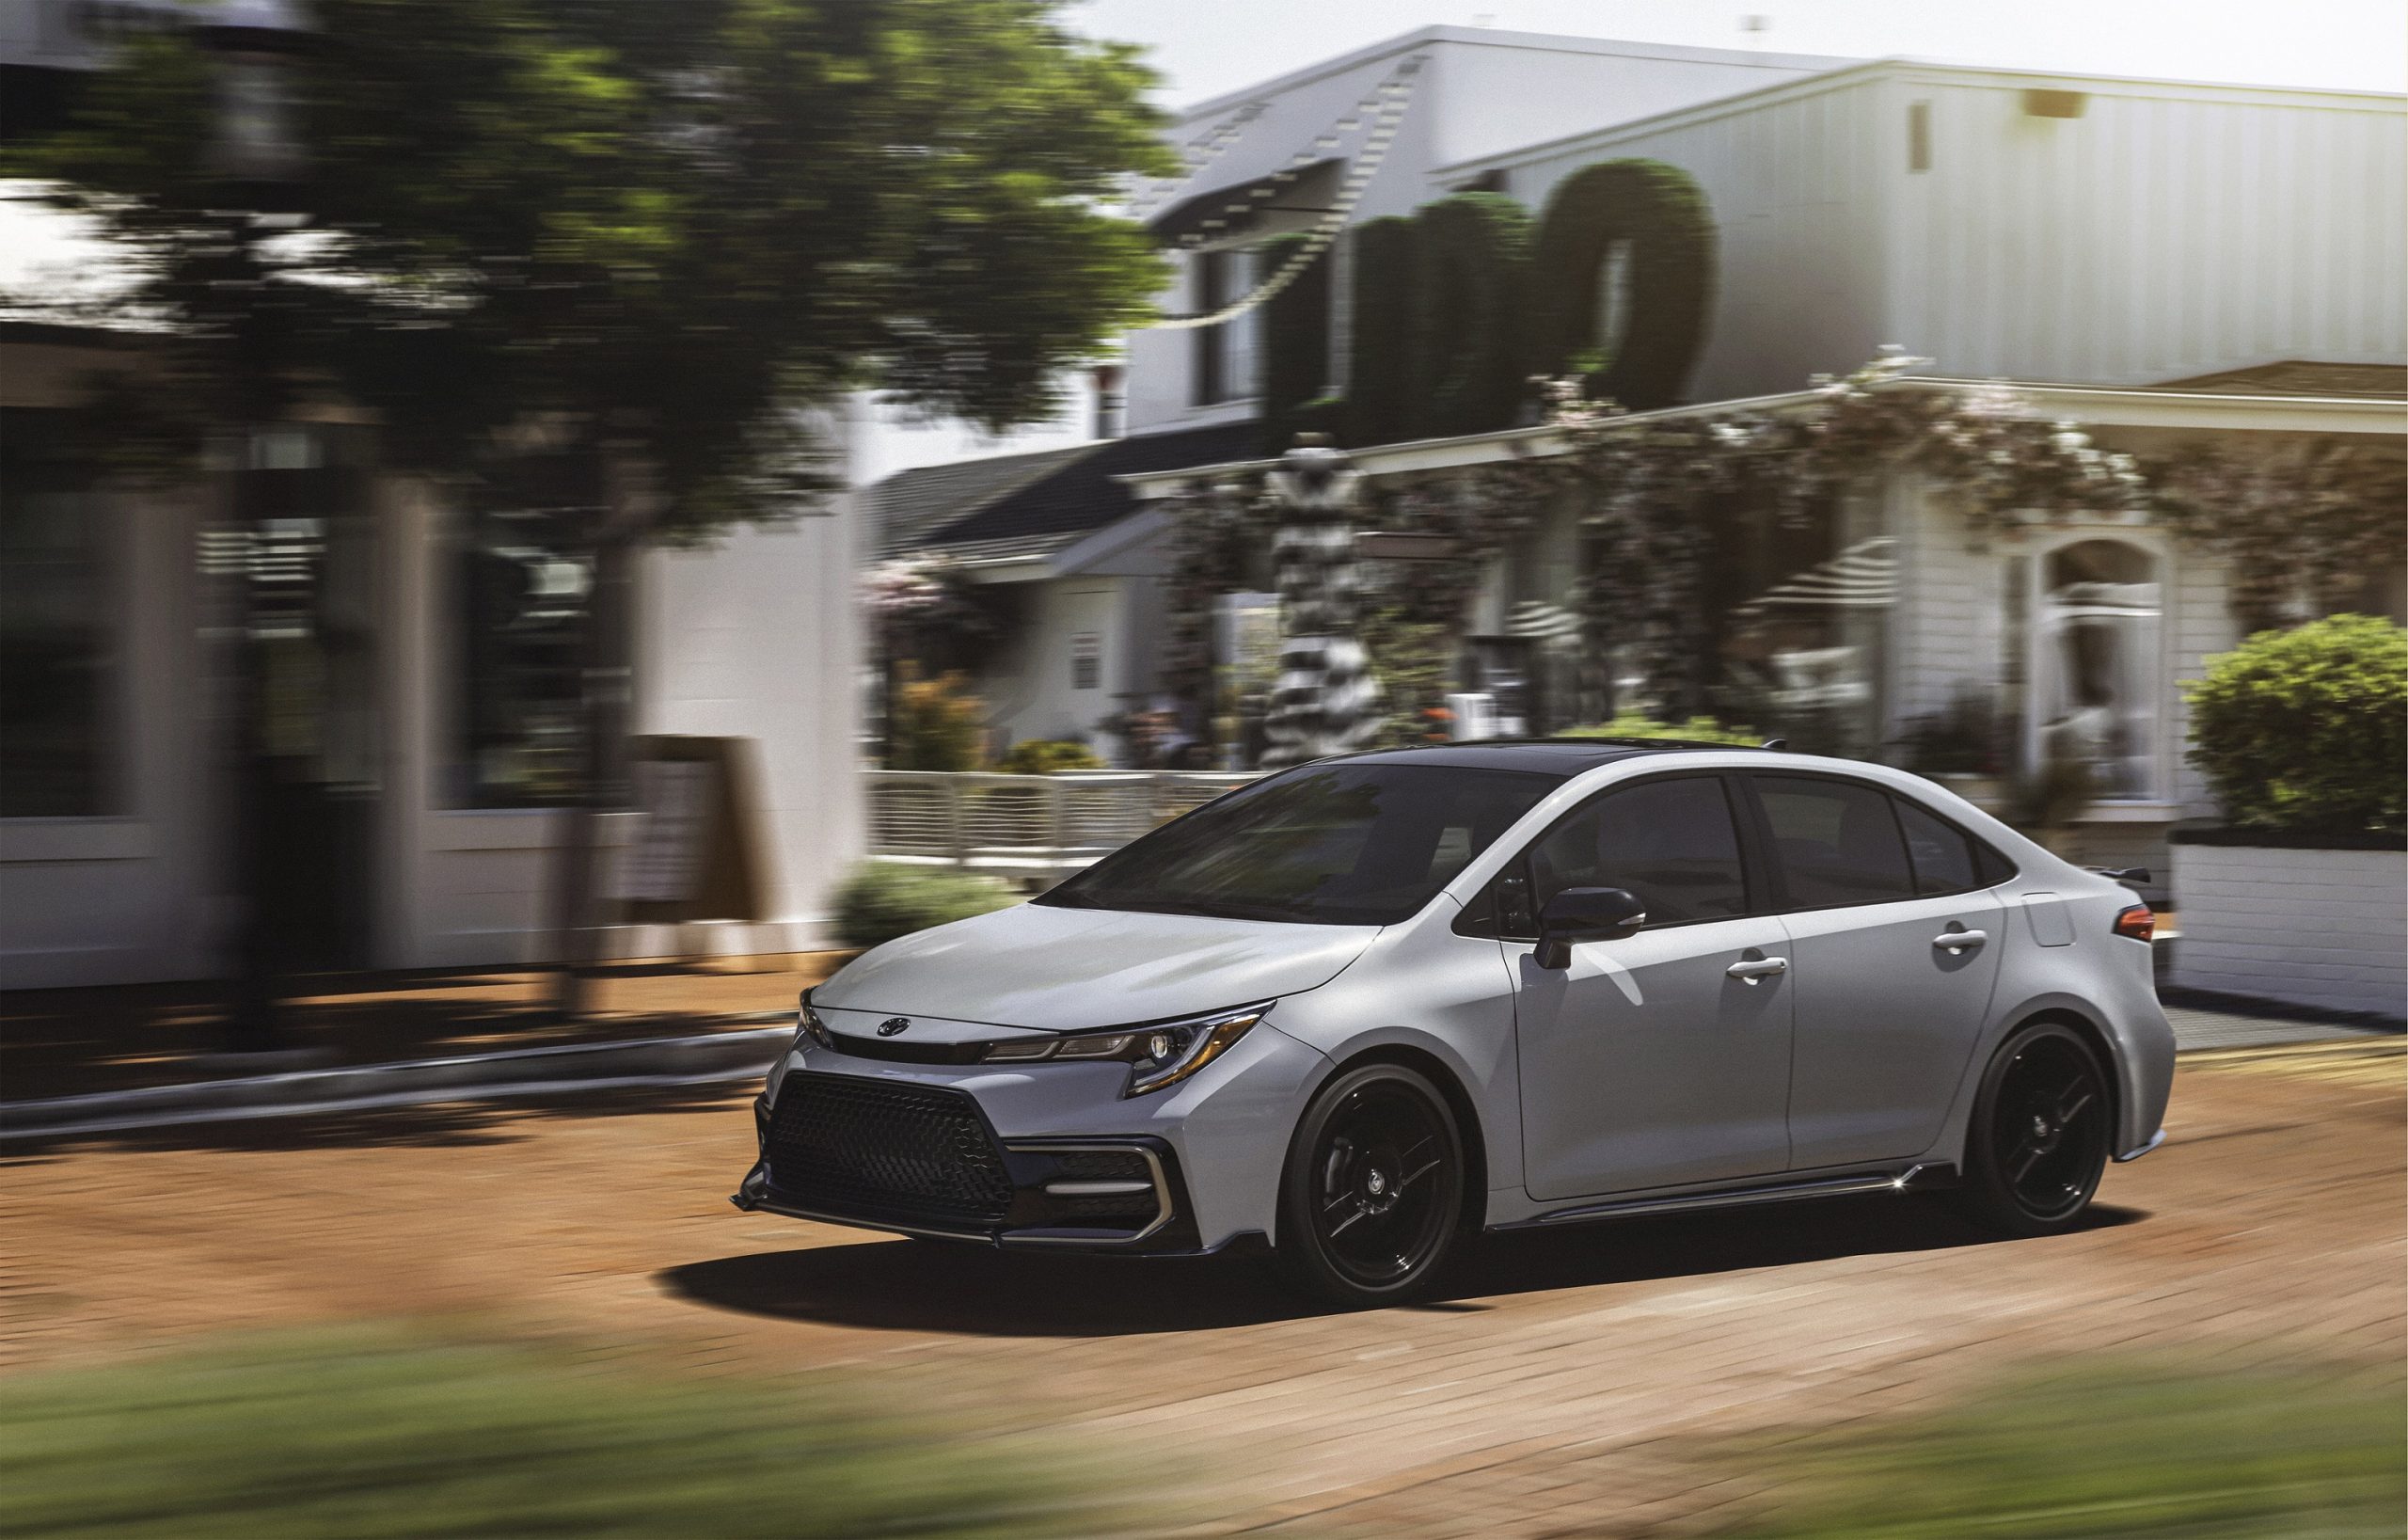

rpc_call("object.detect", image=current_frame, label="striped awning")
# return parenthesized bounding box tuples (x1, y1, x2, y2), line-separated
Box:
(1733, 536, 1898, 618)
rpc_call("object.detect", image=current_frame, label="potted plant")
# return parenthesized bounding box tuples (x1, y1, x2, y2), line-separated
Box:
(2170, 616, 2407, 1018)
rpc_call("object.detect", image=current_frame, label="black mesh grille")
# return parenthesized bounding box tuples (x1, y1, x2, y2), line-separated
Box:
(1046, 1149, 1161, 1224)
(765, 1076, 1012, 1226)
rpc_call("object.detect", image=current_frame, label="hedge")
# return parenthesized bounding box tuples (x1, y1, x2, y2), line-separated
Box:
(830, 862, 1016, 949)
(1257, 230, 1333, 456)
(1522, 157, 1717, 411)
(2182, 614, 2407, 835)
(1409, 192, 1533, 439)
(1341, 214, 1420, 448)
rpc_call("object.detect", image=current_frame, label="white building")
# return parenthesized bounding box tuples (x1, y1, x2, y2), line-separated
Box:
(878, 24, 2405, 824)
(0, 332, 864, 992)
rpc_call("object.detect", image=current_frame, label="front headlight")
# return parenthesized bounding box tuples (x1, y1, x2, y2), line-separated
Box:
(794, 989, 833, 1050)
(980, 1003, 1268, 1098)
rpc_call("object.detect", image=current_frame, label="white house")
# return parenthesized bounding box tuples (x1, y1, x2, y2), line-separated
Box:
(0, 322, 865, 990)
(879, 25, 2405, 810)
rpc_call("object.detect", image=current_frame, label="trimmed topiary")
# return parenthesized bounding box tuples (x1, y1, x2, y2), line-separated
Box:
(1523, 158, 1717, 412)
(1342, 215, 1420, 448)
(1257, 230, 1333, 456)
(830, 861, 1017, 949)
(1409, 192, 1533, 439)
(2184, 614, 2407, 835)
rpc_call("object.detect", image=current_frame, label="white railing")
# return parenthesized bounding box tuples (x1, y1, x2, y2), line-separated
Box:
(864, 770, 1261, 880)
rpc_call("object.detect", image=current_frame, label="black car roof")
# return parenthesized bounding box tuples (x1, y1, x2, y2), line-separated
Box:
(1337, 739, 1754, 778)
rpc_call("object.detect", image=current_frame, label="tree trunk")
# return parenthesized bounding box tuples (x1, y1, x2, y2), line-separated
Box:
(546, 454, 649, 1023)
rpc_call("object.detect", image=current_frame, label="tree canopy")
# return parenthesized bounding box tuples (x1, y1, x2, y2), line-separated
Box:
(11, 0, 1173, 536)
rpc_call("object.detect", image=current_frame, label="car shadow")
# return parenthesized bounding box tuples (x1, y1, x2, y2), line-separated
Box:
(660, 1198, 2147, 1339)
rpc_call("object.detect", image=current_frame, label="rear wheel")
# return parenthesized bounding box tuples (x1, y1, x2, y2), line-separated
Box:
(1275, 1064, 1466, 1308)
(1954, 1021, 2112, 1236)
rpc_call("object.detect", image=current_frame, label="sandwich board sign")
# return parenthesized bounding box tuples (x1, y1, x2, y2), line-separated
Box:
(616, 736, 768, 924)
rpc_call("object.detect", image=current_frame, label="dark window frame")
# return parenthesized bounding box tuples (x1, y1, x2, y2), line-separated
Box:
(1458, 770, 1768, 942)
(1735, 770, 2018, 914)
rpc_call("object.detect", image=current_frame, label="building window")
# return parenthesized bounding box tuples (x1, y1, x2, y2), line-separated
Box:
(2033, 537, 2162, 799)
(0, 410, 113, 817)
(1908, 101, 1932, 172)
(1069, 631, 1101, 691)
(453, 459, 627, 808)
(1189, 247, 1257, 407)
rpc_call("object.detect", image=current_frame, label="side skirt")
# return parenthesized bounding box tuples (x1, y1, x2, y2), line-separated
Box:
(1495, 1163, 1959, 1231)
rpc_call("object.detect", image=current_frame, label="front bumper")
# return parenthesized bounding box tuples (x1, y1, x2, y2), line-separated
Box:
(732, 1075, 1213, 1252)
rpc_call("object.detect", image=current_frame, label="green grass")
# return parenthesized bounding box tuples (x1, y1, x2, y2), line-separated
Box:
(1718, 1360, 2406, 1539)
(0, 1327, 1106, 1538)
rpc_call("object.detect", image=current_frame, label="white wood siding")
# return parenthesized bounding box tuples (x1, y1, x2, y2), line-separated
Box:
(1888, 75, 2407, 384)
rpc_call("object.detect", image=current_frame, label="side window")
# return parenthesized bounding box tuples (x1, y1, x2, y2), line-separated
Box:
(1753, 775, 1918, 909)
(1894, 798, 1980, 895)
(1526, 777, 1751, 927)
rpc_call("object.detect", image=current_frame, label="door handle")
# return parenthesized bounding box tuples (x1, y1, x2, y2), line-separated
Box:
(1933, 929, 1988, 953)
(1726, 957, 1789, 982)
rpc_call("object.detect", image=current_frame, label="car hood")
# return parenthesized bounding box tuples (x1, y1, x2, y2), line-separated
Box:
(815, 900, 1379, 1032)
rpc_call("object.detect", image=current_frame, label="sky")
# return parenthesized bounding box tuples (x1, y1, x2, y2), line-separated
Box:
(1065, 0, 2408, 105)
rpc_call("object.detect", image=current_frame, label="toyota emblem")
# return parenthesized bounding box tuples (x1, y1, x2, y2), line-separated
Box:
(876, 1017, 911, 1038)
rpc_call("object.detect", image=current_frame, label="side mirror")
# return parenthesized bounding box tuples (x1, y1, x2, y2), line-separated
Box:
(1533, 885, 1647, 969)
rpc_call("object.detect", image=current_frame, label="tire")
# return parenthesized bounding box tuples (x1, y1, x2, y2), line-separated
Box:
(1275, 1063, 1468, 1308)
(1953, 1020, 2113, 1237)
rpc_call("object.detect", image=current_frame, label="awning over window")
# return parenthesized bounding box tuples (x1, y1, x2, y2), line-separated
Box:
(1147, 158, 1343, 247)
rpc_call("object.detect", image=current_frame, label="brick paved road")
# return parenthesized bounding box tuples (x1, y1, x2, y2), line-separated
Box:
(4, 1042, 2400, 1537)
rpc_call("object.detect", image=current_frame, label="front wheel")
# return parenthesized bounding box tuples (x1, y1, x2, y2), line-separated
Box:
(1275, 1064, 1467, 1308)
(1953, 1021, 2112, 1236)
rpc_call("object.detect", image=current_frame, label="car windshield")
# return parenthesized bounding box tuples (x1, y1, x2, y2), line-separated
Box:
(1038, 763, 1556, 926)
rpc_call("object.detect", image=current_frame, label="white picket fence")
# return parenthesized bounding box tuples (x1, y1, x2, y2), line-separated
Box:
(864, 770, 1261, 881)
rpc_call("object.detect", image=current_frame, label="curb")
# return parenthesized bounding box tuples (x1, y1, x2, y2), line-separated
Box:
(0, 1017, 792, 1141)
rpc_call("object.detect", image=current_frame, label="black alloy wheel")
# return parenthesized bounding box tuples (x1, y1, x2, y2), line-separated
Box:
(1956, 1021, 2112, 1235)
(1276, 1064, 1466, 1307)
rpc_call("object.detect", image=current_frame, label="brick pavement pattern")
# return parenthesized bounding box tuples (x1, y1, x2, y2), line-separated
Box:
(4, 1043, 2400, 1537)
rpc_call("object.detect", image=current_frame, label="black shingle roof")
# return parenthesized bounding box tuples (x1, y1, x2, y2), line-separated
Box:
(872, 443, 1095, 557)
(919, 421, 1263, 551)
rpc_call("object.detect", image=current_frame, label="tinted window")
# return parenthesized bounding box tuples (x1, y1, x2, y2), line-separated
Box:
(1896, 799, 1983, 895)
(1039, 763, 1553, 927)
(1754, 775, 1918, 908)
(1528, 776, 1751, 926)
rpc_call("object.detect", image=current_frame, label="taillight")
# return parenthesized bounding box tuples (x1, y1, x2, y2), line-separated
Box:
(2113, 904, 2156, 943)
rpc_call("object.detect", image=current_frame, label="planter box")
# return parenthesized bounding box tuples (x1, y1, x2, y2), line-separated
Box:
(2170, 838, 2408, 1019)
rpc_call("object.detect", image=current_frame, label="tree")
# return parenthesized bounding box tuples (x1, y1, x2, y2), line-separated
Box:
(10, 0, 1172, 1019)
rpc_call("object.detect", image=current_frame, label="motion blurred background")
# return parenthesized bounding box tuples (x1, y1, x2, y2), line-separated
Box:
(1, 2, 2401, 1535)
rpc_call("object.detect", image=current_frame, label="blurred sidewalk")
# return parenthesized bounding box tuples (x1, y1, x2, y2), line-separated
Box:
(0, 955, 840, 1105)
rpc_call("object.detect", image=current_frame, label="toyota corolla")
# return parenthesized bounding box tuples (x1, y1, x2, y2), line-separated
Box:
(732, 741, 2173, 1306)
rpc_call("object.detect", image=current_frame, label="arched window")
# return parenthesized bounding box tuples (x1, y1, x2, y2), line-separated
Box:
(2034, 538, 2161, 799)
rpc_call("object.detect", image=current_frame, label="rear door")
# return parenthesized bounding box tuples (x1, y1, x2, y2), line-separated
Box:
(1505, 773, 1795, 1200)
(1741, 774, 2006, 1170)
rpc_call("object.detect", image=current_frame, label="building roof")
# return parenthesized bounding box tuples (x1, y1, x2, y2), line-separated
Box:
(870, 443, 1093, 557)
(2155, 361, 2408, 399)
(911, 421, 1265, 560)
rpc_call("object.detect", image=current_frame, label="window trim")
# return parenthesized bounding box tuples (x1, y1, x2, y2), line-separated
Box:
(1461, 770, 1766, 942)
(1736, 770, 2019, 915)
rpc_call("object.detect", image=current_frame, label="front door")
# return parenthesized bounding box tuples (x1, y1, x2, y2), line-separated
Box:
(1509, 773, 1794, 1200)
(1741, 773, 2006, 1170)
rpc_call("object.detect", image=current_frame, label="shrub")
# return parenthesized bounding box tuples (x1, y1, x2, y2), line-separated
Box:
(1410, 192, 1533, 439)
(2184, 614, 2407, 834)
(887, 664, 985, 771)
(1256, 230, 1333, 456)
(1523, 158, 1717, 412)
(1557, 712, 1758, 746)
(831, 861, 1015, 948)
(1342, 214, 1421, 447)
(0, 1326, 1099, 1537)
(994, 738, 1105, 774)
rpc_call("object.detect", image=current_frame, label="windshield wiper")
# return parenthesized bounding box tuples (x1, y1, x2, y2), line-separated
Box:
(1073, 895, 1313, 924)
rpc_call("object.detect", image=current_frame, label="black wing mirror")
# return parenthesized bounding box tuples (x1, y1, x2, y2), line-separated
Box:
(1533, 886, 1647, 969)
